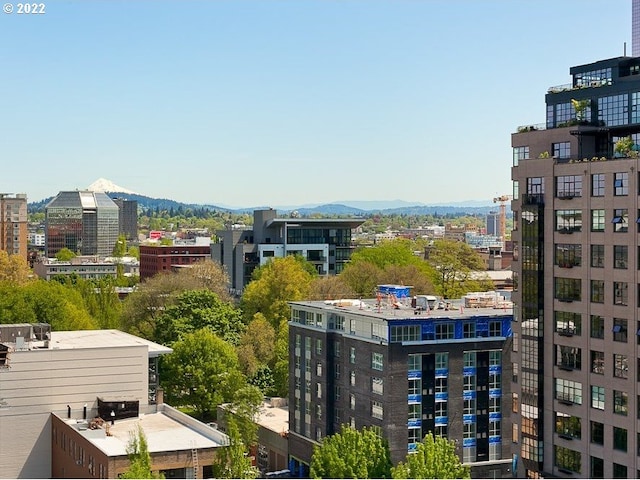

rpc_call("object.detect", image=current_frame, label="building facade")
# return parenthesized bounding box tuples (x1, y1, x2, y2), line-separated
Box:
(33, 256, 119, 281)
(211, 209, 364, 294)
(511, 55, 640, 478)
(111, 197, 138, 241)
(287, 288, 513, 478)
(139, 243, 211, 281)
(45, 191, 120, 258)
(0, 193, 28, 259)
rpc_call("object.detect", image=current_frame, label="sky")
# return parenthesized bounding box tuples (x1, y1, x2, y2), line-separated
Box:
(0, 1, 632, 208)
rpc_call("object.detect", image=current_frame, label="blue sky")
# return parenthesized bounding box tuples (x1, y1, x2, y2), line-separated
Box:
(0, 1, 631, 207)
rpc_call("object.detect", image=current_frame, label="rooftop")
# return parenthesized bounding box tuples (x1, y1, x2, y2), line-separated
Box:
(49, 330, 172, 357)
(256, 400, 289, 435)
(56, 404, 227, 457)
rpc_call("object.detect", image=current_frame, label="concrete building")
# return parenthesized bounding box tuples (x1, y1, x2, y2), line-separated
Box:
(486, 211, 500, 237)
(0, 324, 174, 478)
(45, 191, 120, 258)
(287, 286, 513, 478)
(211, 209, 364, 294)
(33, 256, 118, 281)
(51, 403, 227, 479)
(111, 198, 138, 242)
(0, 193, 28, 259)
(511, 53, 640, 477)
(139, 243, 211, 281)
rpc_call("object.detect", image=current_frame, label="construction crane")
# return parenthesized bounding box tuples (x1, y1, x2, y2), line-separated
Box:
(493, 195, 512, 241)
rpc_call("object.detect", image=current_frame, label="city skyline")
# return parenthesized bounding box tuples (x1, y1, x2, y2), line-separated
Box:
(1, 1, 630, 207)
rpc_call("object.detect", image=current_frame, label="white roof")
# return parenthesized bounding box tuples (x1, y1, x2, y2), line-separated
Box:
(51, 330, 172, 357)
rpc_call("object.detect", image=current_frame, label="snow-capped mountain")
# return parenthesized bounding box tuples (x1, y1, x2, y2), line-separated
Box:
(87, 178, 138, 195)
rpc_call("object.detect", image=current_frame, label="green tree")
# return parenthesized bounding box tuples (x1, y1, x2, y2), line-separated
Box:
(236, 313, 276, 378)
(310, 425, 392, 479)
(55, 247, 76, 262)
(339, 260, 382, 297)
(121, 424, 164, 479)
(241, 256, 315, 329)
(308, 275, 356, 300)
(161, 329, 245, 419)
(426, 239, 489, 299)
(113, 234, 128, 257)
(210, 420, 259, 479)
(271, 319, 289, 397)
(154, 289, 244, 346)
(391, 432, 470, 479)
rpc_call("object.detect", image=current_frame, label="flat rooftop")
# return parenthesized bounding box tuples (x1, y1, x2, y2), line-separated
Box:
(256, 401, 289, 435)
(50, 330, 172, 357)
(289, 298, 512, 321)
(57, 406, 227, 457)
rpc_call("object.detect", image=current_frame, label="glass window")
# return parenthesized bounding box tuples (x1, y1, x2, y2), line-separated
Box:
(489, 321, 501, 337)
(372, 377, 383, 395)
(556, 345, 581, 370)
(592, 173, 605, 196)
(613, 318, 628, 342)
(613, 354, 628, 378)
(555, 412, 581, 439)
(614, 172, 629, 195)
(463, 322, 476, 338)
(554, 445, 581, 474)
(513, 146, 529, 166)
(614, 282, 628, 305)
(590, 457, 603, 479)
(349, 347, 356, 364)
(555, 378, 582, 404)
(591, 421, 604, 445)
(599, 94, 629, 127)
(555, 311, 581, 336)
(590, 280, 604, 303)
(371, 352, 383, 371)
(613, 463, 627, 479)
(435, 352, 448, 369)
(591, 385, 605, 410)
(555, 277, 581, 302)
(555, 243, 582, 268)
(556, 175, 582, 198)
(614, 390, 628, 416)
(591, 209, 605, 232)
(553, 142, 571, 160)
(556, 209, 582, 233)
(591, 351, 604, 374)
(463, 351, 477, 367)
(591, 244, 604, 267)
(613, 426, 628, 451)
(590, 315, 604, 339)
(435, 323, 454, 339)
(613, 245, 628, 269)
(613, 208, 629, 232)
(371, 400, 383, 420)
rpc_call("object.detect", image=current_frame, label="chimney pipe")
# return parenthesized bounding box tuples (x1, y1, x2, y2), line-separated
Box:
(67, 405, 71, 419)
(83, 404, 87, 420)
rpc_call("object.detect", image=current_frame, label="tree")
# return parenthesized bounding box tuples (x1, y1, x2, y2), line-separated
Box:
(175, 260, 232, 303)
(55, 247, 76, 262)
(426, 239, 489, 299)
(161, 329, 245, 419)
(308, 275, 356, 300)
(210, 420, 258, 479)
(310, 425, 392, 479)
(0, 251, 32, 285)
(121, 424, 164, 479)
(154, 289, 244, 346)
(113, 234, 128, 257)
(339, 261, 382, 297)
(236, 313, 276, 378)
(391, 432, 470, 479)
(241, 256, 315, 329)
(271, 319, 289, 397)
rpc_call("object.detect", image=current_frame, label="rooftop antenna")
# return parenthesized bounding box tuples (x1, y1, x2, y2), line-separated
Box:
(625, 41, 627, 56)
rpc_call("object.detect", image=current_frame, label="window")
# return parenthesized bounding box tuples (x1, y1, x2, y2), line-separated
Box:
(372, 377, 383, 395)
(556, 174, 581, 197)
(489, 321, 501, 337)
(554, 445, 581, 474)
(315, 339, 322, 355)
(489, 350, 501, 365)
(371, 352, 383, 371)
(435, 352, 448, 369)
(556, 345, 581, 370)
(555, 243, 582, 268)
(555, 311, 581, 336)
(489, 373, 501, 389)
(349, 347, 356, 364)
(334, 363, 341, 380)
(614, 282, 628, 305)
(390, 325, 420, 342)
(591, 244, 605, 267)
(613, 426, 627, 451)
(591, 209, 605, 232)
(556, 209, 582, 233)
(435, 377, 447, 393)
(555, 412, 581, 439)
(513, 146, 529, 166)
(463, 322, 476, 338)
(555, 277, 581, 302)
(435, 323, 454, 339)
(408, 354, 421, 371)
(614, 390, 628, 416)
(512, 362, 518, 383)
(316, 363, 322, 376)
(592, 173, 605, 196)
(614, 172, 629, 195)
(435, 401, 447, 417)
(591, 315, 604, 339)
(555, 378, 582, 404)
(613, 354, 628, 378)
(553, 142, 571, 159)
(334, 340, 341, 358)
(591, 385, 605, 410)
(590, 280, 604, 303)
(463, 351, 477, 367)
(349, 394, 355, 410)
(590, 457, 604, 479)
(613, 463, 627, 479)
(463, 375, 476, 392)
(590, 421, 604, 445)
(512, 393, 519, 413)
(612, 208, 629, 232)
(614, 245, 628, 269)
(371, 400, 383, 420)
(591, 351, 604, 374)
(613, 318, 627, 342)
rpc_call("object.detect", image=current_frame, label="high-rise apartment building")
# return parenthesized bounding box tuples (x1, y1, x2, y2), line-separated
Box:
(287, 288, 513, 478)
(486, 211, 500, 237)
(45, 191, 120, 257)
(511, 54, 640, 477)
(0, 193, 28, 259)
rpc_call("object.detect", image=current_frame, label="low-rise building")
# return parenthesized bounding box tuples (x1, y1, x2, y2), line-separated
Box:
(139, 243, 210, 281)
(33, 256, 119, 281)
